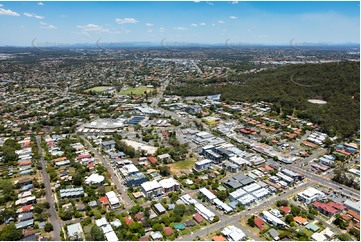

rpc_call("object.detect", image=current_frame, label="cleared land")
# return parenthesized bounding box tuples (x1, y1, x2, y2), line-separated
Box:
(119, 86, 153, 95)
(167, 157, 196, 174)
(85, 86, 113, 92)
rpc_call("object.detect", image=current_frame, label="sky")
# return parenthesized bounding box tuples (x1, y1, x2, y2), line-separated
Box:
(0, 1, 359, 46)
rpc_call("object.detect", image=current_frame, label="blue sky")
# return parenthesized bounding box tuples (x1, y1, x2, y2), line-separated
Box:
(0, 1, 359, 46)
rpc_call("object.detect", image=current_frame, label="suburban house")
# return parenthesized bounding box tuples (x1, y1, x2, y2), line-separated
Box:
(141, 180, 163, 197)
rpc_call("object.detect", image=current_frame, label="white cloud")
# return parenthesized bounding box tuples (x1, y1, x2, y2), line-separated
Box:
(24, 12, 44, 19)
(147, 29, 153, 33)
(115, 17, 138, 25)
(145, 23, 153, 27)
(218, 20, 225, 24)
(37, 2, 44, 6)
(199, 22, 206, 26)
(232, 1, 239, 4)
(206, 2, 214, 6)
(40, 21, 56, 29)
(159, 27, 165, 33)
(174, 27, 187, 31)
(193, 1, 201, 3)
(191, 23, 198, 27)
(77, 23, 111, 32)
(0, 8, 20, 16)
(229, 16, 238, 19)
(0, 4, 3, 7)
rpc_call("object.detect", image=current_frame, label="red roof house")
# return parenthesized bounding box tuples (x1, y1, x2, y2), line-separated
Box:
(163, 227, 174, 235)
(147, 156, 157, 164)
(124, 216, 134, 225)
(193, 213, 204, 223)
(279, 206, 290, 215)
(98, 196, 109, 205)
(254, 217, 265, 231)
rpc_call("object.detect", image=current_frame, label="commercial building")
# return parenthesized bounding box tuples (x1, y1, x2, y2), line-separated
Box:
(343, 199, 360, 213)
(297, 187, 326, 204)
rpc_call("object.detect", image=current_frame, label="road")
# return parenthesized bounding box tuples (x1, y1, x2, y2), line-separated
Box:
(316, 217, 344, 235)
(267, 159, 360, 200)
(36, 136, 62, 241)
(79, 135, 135, 207)
(177, 181, 314, 241)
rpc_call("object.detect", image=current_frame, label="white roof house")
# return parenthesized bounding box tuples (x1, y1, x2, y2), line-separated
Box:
(243, 183, 262, 193)
(221, 225, 246, 241)
(105, 231, 119, 241)
(67, 223, 83, 240)
(141, 180, 163, 197)
(141, 180, 162, 192)
(180, 194, 198, 205)
(159, 177, 180, 190)
(213, 198, 233, 214)
(311, 232, 327, 241)
(106, 191, 120, 208)
(150, 231, 163, 240)
(199, 187, 217, 201)
(85, 173, 105, 185)
(237, 194, 256, 206)
(95, 217, 108, 227)
(262, 210, 287, 227)
(229, 188, 247, 201)
(195, 203, 215, 222)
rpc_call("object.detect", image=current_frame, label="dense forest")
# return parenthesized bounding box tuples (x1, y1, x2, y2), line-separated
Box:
(165, 61, 360, 138)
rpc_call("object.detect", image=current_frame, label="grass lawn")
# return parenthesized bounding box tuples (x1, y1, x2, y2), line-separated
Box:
(105, 185, 112, 193)
(85, 86, 113, 92)
(167, 158, 196, 174)
(119, 86, 153, 95)
(68, 167, 76, 177)
(302, 228, 314, 238)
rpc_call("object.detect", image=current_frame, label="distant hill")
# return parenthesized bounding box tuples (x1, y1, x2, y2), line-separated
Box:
(166, 61, 360, 138)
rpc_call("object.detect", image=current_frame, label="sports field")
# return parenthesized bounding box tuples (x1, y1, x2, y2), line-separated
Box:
(85, 86, 112, 92)
(119, 86, 153, 95)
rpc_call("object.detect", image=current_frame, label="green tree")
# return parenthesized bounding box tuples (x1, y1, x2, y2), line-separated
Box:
(174, 204, 186, 217)
(247, 216, 256, 227)
(337, 233, 351, 241)
(91, 225, 105, 241)
(285, 214, 294, 224)
(44, 222, 53, 232)
(291, 205, 301, 216)
(159, 166, 171, 176)
(0, 222, 23, 240)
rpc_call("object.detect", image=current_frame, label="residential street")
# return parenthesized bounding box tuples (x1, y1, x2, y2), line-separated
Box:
(36, 136, 62, 241)
(79, 135, 135, 207)
(177, 181, 314, 241)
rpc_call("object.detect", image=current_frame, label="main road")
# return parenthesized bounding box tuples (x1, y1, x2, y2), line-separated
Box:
(36, 136, 62, 241)
(268, 160, 360, 200)
(79, 135, 135, 207)
(177, 181, 314, 241)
